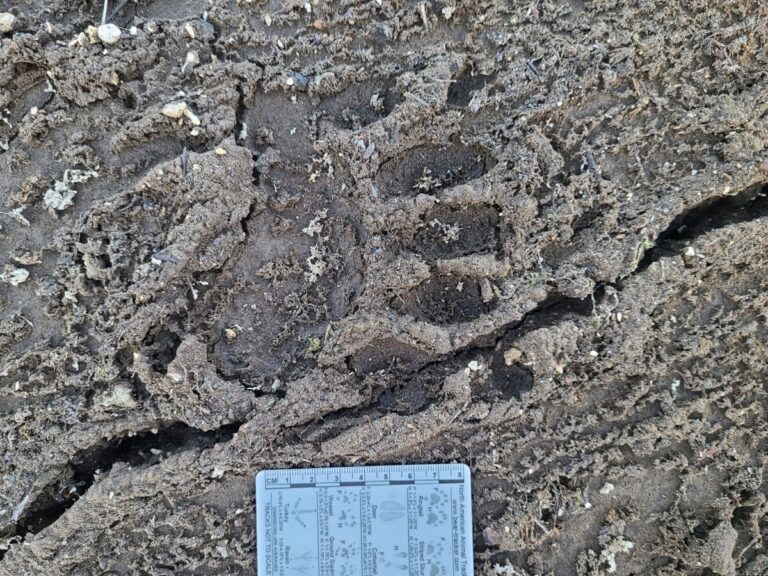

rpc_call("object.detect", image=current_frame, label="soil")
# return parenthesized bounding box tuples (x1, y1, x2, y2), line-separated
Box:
(1, 1, 767, 575)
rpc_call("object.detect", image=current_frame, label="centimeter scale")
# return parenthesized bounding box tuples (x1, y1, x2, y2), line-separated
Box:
(255, 464, 473, 576)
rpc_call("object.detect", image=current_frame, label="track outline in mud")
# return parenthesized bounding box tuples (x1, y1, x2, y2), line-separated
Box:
(3, 3, 768, 572)
(317, 180, 768, 469)
(1, 135, 765, 571)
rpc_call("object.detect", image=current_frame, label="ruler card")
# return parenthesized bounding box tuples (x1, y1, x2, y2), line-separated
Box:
(255, 463, 473, 576)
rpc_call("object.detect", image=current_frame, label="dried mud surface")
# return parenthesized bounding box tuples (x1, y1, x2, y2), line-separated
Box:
(1, 1, 767, 574)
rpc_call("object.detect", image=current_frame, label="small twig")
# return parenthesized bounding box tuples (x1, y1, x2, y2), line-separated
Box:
(107, 0, 129, 24)
(419, 2, 430, 31)
(448, 397, 472, 425)
(101, 0, 109, 26)
(404, 91, 430, 106)
(738, 537, 759, 559)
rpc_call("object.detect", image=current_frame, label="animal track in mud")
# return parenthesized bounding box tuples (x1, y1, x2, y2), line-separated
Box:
(447, 71, 495, 108)
(393, 274, 498, 325)
(374, 361, 457, 414)
(213, 196, 364, 387)
(244, 79, 399, 167)
(412, 203, 501, 259)
(377, 382, 431, 414)
(4, 421, 240, 558)
(376, 142, 497, 197)
(318, 78, 402, 130)
(349, 337, 432, 376)
(142, 326, 183, 374)
(305, 292, 594, 442)
(243, 93, 316, 164)
(480, 357, 534, 400)
(638, 182, 768, 270)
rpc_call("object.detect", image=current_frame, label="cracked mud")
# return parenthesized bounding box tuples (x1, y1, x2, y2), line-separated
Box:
(1, 1, 767, 575)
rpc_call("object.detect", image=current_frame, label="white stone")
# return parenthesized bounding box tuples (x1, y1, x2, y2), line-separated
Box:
(599, 482, 615, 495)
(0, 12, 17, 33)
(97, 23, 122, 45)
(162, 101, 188, 119)
(184, 108, 201, 126)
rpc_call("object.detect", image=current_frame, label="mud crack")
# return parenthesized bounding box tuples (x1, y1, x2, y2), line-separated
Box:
(0, 420, 242, 560)
(637, 182, 768, 271)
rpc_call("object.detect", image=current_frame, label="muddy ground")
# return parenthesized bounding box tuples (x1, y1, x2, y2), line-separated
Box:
(0, 0, 767, 574)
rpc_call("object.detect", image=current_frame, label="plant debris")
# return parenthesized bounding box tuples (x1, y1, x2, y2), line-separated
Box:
(43, 169, 98, 214)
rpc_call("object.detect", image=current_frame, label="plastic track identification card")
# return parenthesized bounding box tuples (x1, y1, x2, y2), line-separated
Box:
(255, 464, 473, 576)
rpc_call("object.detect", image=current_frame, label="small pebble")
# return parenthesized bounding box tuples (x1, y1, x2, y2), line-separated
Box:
(97, 23, 122, 45)
(599, 482, 615, 495)
(184, 108, 201, 126)
(293, 72, 310, 88)
(0, 12, 17, 33)
(215, 147, 227, 156)
(482, 527, 500, 547)
(85, 25, 99, 44)
(162, 101, 188, 119)
(182, 50, 200, 73)
(504, 347, 522, 366)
